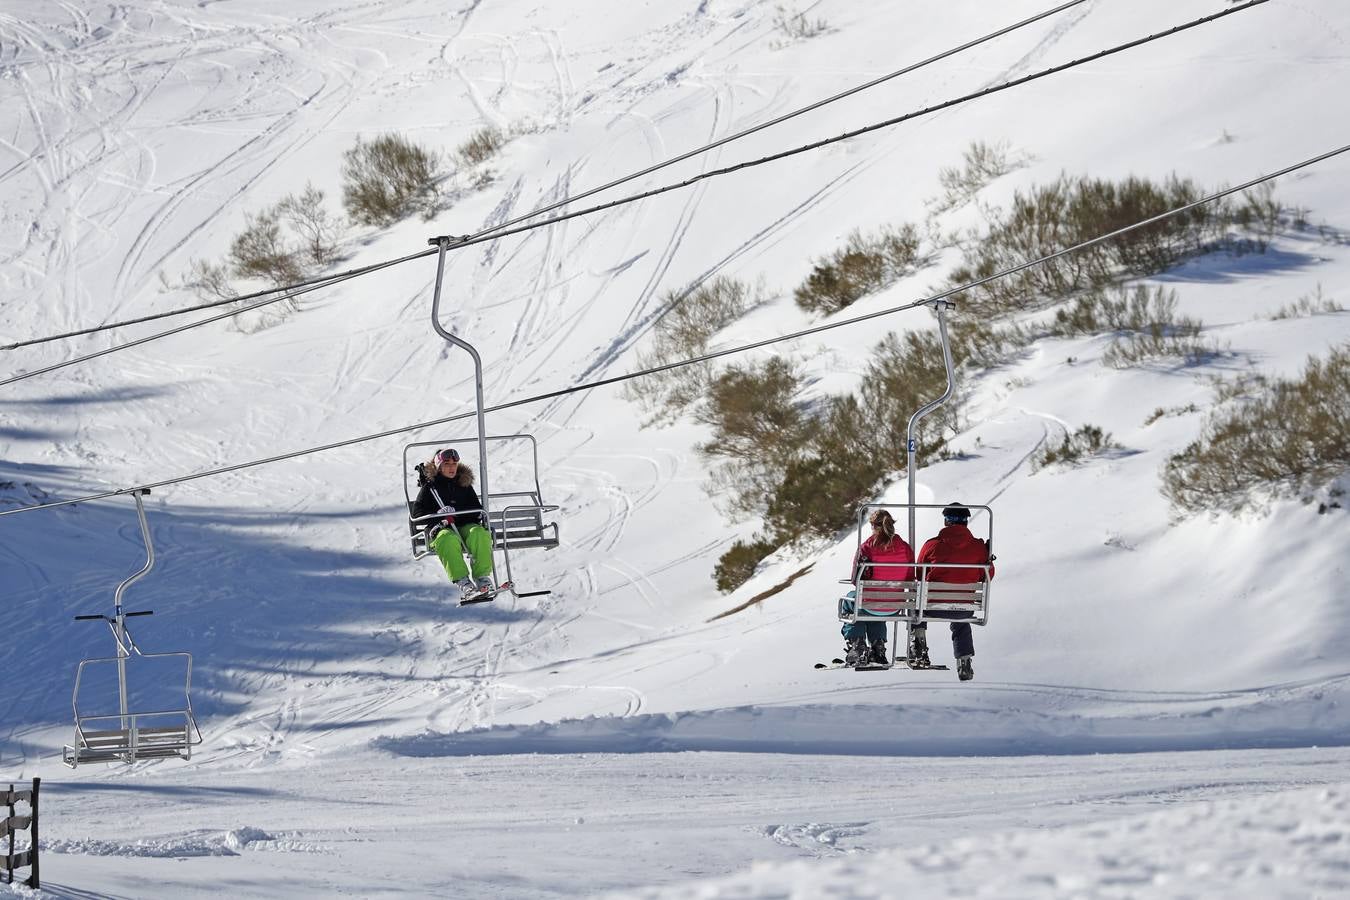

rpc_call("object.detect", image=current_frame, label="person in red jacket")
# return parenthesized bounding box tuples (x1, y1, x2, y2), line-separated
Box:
(911, 503, 993, 681)
(841, 509, 914, 665)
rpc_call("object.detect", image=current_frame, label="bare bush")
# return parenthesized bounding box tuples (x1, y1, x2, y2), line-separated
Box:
(1050, 285, 1185, 337)
(1033, 424, 1119, 470)
(275, 183, 343, 266)
(1163, 344, 1350, 514)
(1269, 284, 1344, 320)
(932, 140, 1027, 212)
(185, 258, 238, 304)
(341, 132, 441, 226)
(622, 277, 762, 425)
(947, 174, 1261, 317)
(229, 209, 304, 288)
(793, 224, 923, 314)
(773, 4, 828, 41)
(456, 126, 505, 168)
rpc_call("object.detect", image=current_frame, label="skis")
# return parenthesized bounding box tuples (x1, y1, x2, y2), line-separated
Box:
(458, 581, 512, 606)
(812, 657, 950, 672)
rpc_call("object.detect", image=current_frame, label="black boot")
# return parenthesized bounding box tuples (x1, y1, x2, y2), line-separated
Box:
(869, 640, 889, 666)
(907, 627, 931, 668)
(845, 636, 869, 666)
(957, 655, 974, 681)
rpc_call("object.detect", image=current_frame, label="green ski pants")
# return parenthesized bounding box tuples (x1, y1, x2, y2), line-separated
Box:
(431, 524, 494, 581)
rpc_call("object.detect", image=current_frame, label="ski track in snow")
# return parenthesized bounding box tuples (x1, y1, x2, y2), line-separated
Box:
(5, 1, 1350, 896)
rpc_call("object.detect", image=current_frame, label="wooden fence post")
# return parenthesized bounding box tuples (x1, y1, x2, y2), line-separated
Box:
(2, 778, 38, 889)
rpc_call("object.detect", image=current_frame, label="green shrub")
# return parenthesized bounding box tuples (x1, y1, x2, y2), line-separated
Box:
(1163, 344, 1350, 514)
(793, 225, 922, 314)
(765, 396, 882, 543)
(341, 133, 441, 226)
(697, 356, 813, 463)
(713, 537, 778, 593)
(695, 355, 815, 521)
(859, 329, 961, 464)
(622, 277, 761, 424)
(1033, 424, 1119, 470)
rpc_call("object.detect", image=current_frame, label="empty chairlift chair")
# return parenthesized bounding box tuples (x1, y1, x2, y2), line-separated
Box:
(64, 489, 201, 767)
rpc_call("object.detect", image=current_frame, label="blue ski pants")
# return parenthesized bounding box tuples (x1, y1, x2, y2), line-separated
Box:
(839, 592, 888, 643)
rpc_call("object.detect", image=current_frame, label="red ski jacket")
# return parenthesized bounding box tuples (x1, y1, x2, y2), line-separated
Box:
(918, 524, 994, 584)
(851, 535, 915, 582)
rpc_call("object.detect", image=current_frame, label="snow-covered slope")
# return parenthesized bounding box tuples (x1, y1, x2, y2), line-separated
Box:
(2, 0, 1349, 895)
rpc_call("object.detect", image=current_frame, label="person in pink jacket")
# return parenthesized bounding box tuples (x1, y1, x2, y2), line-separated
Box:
(841, 509, 914, 665)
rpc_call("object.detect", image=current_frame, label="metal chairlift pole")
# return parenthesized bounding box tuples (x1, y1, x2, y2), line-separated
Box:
(111, 488, 154, 747)
(905, 301, 957, 553)
(429, 237, 491, 546)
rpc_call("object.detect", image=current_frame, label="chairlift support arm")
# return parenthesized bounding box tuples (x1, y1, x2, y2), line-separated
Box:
(905, 301, 957, 551)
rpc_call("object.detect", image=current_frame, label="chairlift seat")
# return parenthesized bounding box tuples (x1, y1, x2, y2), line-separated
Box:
(407, 493, 559, 558)
(840, 579, 987, 624)
(63, 650, 201, 768)
(64, 718, 195, 766)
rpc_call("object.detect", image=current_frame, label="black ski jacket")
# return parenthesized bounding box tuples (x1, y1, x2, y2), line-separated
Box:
(412, 464, 486, 529)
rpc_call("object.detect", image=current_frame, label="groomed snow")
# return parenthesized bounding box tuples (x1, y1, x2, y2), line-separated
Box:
(2, 0, 1349, 896)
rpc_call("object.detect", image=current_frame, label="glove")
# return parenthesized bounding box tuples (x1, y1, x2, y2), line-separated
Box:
(438, 505, 455, 516)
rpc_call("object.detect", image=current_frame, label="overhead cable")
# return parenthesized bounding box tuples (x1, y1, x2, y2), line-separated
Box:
(0, 248, 433, 389)
(1, 250, 438, 352)
(1, 0, 1089, 353)
(427, 0, 1271, 250)
(2, 0, 1261, 367)
(2, 137, 1343, 520)
(461, 0, 1094, 242)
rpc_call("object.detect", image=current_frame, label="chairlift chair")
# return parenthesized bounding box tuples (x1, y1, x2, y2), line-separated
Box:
(839, 501, 994, 628)
(403, 435, 559, 597)
(63, 489, 202, 767)
(835, 300, 997, 663)
(406, 236, 563, 600)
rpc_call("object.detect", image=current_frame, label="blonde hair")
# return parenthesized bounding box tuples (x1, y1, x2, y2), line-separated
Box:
(869, 509, 897, 547)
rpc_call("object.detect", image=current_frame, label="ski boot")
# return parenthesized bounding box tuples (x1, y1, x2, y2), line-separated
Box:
(907, 627, 931, 669)
(844, 636, 869, 667)
(957, 655, 974, 681)
(868, 640, 889, 666)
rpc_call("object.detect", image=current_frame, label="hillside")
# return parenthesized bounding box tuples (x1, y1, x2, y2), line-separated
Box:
(2, 0, 1349, 896)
